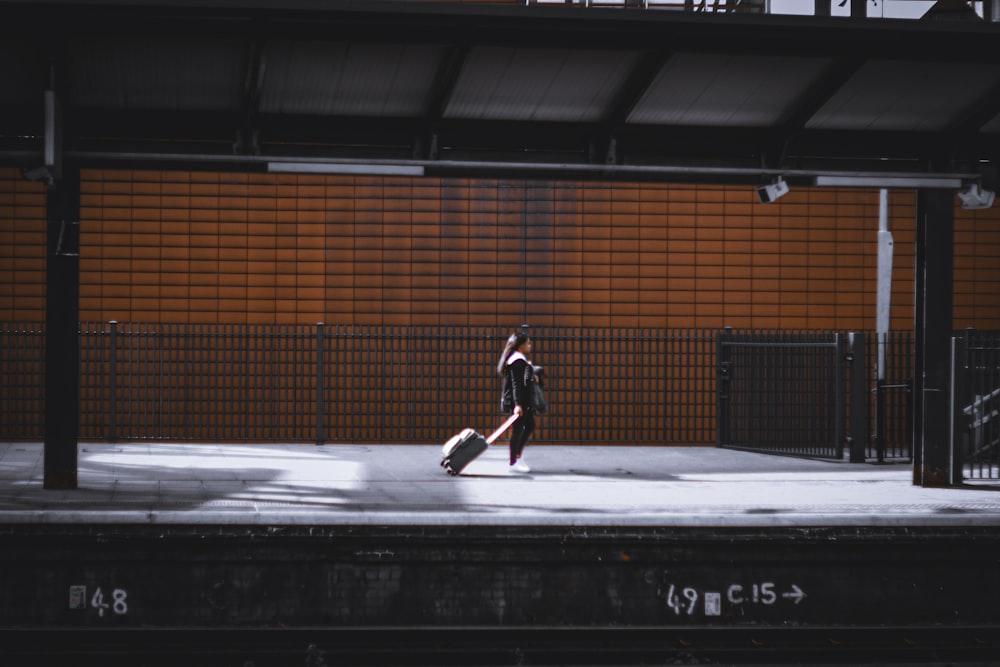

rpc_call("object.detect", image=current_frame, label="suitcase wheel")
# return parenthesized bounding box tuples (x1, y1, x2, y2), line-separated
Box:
(446, 466, 458, 476)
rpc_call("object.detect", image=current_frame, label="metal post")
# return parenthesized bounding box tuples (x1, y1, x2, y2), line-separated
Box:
(914, 188, 954, 487)
(315, 322, 325, 445)
(949, 331, 970, 486)
(848, 332, 866, 463)
(875, 378, 886, 463)
(108, 321, 118, 443)
(43, 161, 80, 489)
(716, 327, 732, 447)
(833, 332, 845, 459)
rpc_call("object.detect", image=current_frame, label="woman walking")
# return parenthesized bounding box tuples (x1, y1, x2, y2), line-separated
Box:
(498, 331, 537, 474)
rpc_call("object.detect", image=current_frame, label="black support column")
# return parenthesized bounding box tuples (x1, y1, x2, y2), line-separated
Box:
(913, 188, 954, 487)
(43, 162, 80, 490)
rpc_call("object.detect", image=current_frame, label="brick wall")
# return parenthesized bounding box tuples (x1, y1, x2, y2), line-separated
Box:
(0, 171, 46, 319)
(2, 168, 999, 330)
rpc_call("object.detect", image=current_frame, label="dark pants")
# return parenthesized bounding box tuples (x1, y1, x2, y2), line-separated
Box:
(509, 409, 535, 465)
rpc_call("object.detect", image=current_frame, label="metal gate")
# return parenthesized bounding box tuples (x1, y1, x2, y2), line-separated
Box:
(717, 329, 845, 460)
(953, 329, 1000, 481)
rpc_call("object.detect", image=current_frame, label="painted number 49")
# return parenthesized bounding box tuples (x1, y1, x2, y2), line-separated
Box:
(666, 584, 699, 615)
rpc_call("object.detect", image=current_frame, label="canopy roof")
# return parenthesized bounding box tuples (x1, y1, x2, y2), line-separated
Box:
(2, 0, 999, 186)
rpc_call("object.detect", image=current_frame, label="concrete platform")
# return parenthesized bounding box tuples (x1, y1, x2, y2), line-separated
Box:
(4, 441, 1000, 665)
(2, 440, 999, 527)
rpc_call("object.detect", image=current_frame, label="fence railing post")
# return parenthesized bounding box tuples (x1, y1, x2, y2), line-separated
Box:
(950, 329, 972, 485)
(832, 332, 843, 459)
(716, 327, 732, 448)
(875, 377, 886, 464)
(107, 320, 118, 444)
(315, 322, 325, 445)
(848, 331, 866, 463)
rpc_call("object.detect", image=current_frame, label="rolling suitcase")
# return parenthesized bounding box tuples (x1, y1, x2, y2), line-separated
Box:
(440, 413, 519, 476)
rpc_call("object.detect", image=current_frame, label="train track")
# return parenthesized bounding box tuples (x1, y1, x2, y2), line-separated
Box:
(2, 626, 998, 666)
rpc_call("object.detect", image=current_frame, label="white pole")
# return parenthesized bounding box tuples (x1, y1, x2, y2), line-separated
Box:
(876, 188, 893, 381)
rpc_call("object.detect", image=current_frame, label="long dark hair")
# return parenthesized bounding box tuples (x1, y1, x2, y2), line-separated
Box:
(497, 331, 530, 376)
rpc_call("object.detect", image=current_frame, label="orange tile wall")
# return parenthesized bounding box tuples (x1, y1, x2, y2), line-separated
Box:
(0, 171, 46, 318)
(2, 167, 999, 331)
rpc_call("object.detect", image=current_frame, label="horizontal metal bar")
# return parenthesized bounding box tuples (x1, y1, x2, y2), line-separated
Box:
(721, 341, 839, 349)
(969, 410, 999, 430)
(51, 150, 980, 188)
(963, 386, 1000, 414)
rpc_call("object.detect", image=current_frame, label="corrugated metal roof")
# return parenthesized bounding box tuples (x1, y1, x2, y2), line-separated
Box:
(1, 0, 998, 183)
(446, 47, 638, 122)
(629, 53, 829, 127)
(809, 60, 1000, 131)
(259, 41, 445, 117)
(68, 38, 246, 112)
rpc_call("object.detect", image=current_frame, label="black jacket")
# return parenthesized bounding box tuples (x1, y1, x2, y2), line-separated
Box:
(502, 354, 535, 412)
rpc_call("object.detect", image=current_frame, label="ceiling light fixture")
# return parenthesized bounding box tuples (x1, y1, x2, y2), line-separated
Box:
(813, 175, 963, 188)
(267, 162, 425, 176)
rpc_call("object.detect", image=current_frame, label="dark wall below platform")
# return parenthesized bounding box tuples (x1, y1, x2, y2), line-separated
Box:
(2, 523, 998, 665)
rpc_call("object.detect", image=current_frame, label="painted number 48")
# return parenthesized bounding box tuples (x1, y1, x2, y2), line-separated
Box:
(72, 586, 128, 617)
(92, 588, 128, 617)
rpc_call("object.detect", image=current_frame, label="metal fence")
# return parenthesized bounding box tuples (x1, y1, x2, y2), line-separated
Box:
(714, 329, 915, 463)
(0, 322, 45, 439)
(0, 322, 926, 456)
(717, 330, 846, 459)
(953, 329, 1000, 480)
(868, 331, 914, 462)
(2, 323, 719, 445)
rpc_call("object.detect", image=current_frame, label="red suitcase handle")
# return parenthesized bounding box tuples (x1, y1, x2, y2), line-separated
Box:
(485, 413, 521, 446)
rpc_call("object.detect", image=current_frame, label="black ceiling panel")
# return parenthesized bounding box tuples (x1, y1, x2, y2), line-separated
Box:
(1, 0, 999, 184)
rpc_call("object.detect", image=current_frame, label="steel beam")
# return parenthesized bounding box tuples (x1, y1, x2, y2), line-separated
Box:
(43, 162, 80, 490)
(914, 188, 955, 487)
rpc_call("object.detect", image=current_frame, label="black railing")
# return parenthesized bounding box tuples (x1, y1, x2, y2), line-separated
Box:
(717, 329, 846, 459)
(0, 322, 44, 439)
(953, 329, 1000, 481)
(2, 323, 720, 445)
(1, 323, 923, 456)
(869, 331, 914, 462)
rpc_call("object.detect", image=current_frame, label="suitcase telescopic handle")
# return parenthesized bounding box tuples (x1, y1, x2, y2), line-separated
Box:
(485, 413, 521, 445)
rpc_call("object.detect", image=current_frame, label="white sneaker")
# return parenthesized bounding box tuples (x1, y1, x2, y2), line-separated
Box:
(510, 459, 531, 473)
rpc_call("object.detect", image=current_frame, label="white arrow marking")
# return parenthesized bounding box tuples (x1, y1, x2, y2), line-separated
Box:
(782, 584, 806, 604)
